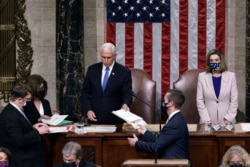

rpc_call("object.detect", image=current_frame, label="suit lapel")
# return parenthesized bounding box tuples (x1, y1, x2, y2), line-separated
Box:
(96, 64, 103, 93)
(204, 73, 218, 100)
(218, 72, 228, 100)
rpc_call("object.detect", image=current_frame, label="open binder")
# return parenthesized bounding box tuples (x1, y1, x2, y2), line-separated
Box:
(112, 109, 147, 129)
(41, 114, 73, 126)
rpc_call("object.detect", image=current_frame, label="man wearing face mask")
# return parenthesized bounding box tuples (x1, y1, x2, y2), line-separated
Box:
(197, 49, 238, 124)
(24, 74, 60, 125)
(0, 83, 49, 167)
(55, 141, 96, 167)
(127, 89, 191, 163)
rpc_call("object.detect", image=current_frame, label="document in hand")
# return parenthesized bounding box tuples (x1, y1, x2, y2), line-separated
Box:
(41, 115, 72, 126)
(112, 109, 147, 129)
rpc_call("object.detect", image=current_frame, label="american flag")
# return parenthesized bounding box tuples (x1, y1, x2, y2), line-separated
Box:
(106, 0, 225, 102)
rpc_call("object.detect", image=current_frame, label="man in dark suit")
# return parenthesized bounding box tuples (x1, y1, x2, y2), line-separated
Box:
(128, 89, 190, 160)
(81, 42, 132, 124)
(0, 83, 49, 167)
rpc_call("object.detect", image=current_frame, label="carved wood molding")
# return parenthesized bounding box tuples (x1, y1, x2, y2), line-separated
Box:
(14, 0, 33, 83)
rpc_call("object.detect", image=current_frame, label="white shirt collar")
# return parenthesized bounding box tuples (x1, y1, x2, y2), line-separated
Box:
(102, 61, 115, 72)
(166, 110, 180, 123)
(10, 101, 23, 114)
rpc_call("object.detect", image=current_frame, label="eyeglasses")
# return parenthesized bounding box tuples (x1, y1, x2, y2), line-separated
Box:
(18, 97, 31, 102)
(229, 161, 243, 166)
(24, 98, 31, 102)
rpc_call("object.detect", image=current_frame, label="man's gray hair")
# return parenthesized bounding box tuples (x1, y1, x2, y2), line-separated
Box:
(100, 42, 116, 55)
(62, 141, 82, 159)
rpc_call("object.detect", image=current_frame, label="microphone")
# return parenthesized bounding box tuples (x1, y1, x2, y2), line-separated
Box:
(132, 91, 161, 164)
(154, 133, 158, 164)
(131, 91, 162, 132)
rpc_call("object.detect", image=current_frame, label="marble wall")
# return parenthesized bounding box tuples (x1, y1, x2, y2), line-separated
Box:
(226, 0, 246, 115)
(24, 0, 57, 109)
(1, 0, 246, 115)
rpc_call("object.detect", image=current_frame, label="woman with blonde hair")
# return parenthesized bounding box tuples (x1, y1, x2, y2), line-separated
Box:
(220, 145, 250, 167)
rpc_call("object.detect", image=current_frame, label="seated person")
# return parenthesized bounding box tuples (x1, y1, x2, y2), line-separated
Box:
(219, 145, 250, 167)
(24, 74, 59, 125)
(55, 141, 96, 167)
(0, 147, 11, 167)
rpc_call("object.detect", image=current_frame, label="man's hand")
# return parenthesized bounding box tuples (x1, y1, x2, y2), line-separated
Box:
(87, 110, 97, 121)
(121, 104, 130, 111)
(33, 123, 49, 134)
(136, 124, 147, 134)
(127, 134, 138, 147)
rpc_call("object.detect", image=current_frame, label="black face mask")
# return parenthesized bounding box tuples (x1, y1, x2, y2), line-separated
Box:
(161, 102, 169, 112)
(62, 162, 76, 167)
(26, 100, 32, 105)
(37, 90, 46, 99)
(230, 164, 243, 167)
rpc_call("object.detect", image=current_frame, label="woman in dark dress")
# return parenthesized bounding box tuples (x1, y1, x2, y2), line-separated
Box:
(24, 74, 59, 125)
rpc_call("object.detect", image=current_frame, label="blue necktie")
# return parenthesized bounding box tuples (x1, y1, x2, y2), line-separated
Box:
(102, 67, 110, 92)
(20, 111, 31, 125)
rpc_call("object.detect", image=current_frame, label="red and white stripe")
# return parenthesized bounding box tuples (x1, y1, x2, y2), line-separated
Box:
(106, 0, 225, 102)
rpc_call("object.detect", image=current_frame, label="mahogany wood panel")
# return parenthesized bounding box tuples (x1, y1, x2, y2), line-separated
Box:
(45, 125, 250, 167)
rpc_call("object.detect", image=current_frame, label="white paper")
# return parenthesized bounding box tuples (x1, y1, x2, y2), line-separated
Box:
(83, 125, 117, 133)
(240, 123, 250, 131)
(187, 124, 197, 132)
(112, 109, 143, 122)
(41, 114, 68, 126)
(48, 126, 68, 133)
(112, 109, 147, 129)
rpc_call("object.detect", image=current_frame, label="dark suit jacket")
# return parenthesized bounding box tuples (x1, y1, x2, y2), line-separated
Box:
(81, 62, 132, 124)
(135, 112, 190, 159)
(24, 99, 52, 125)
(55, 160, 95, 167)
(0, 104, 45, 167)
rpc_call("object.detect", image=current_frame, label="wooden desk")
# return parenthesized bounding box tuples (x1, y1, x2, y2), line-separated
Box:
(45, 124, 250, 167)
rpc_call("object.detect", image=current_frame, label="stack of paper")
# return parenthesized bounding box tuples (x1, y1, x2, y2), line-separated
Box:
(48, 126, 68, 133)
(112, 109, 147, 129)
(239, 123, 250, 131)
(84, 125, 117, 133)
